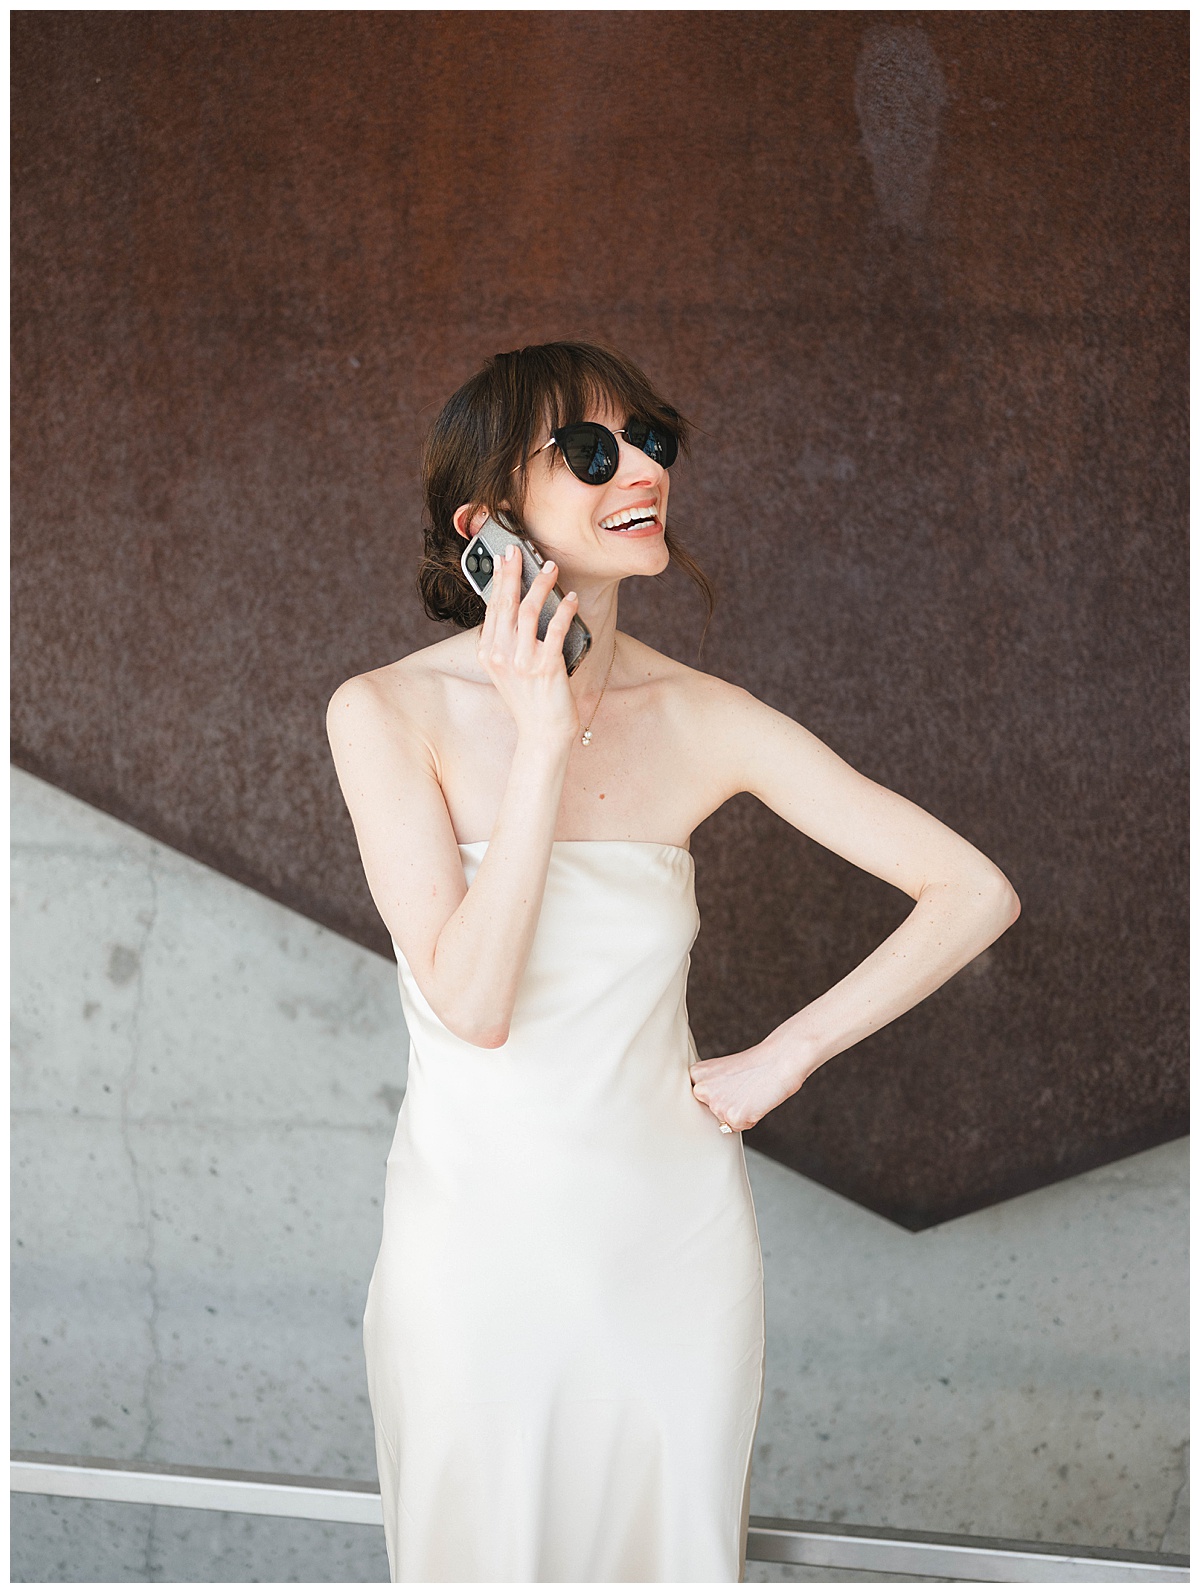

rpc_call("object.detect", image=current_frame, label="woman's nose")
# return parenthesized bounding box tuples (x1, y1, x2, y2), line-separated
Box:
(614, 436, 661, 483)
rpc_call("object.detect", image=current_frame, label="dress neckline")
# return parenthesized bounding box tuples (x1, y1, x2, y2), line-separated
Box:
(457, 837, 693, 862)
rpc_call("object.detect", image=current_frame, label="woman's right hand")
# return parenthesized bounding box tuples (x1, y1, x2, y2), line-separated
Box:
(478, 543, 581, 748)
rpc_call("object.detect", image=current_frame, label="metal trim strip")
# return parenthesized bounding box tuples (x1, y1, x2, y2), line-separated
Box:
(11, 1453, 1189, 1582)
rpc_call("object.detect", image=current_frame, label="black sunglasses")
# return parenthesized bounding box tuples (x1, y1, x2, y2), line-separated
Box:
(526, 418, 679, 485)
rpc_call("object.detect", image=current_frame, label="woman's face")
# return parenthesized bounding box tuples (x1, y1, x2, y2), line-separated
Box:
(511, 399, 673, 588)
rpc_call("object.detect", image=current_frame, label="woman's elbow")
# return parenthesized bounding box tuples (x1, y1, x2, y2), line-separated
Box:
(464, 1021, 510, 1050)
(982, 870, 1021, 927)
(435, 999, 510, 1049)
(415, 964, 511, 1048)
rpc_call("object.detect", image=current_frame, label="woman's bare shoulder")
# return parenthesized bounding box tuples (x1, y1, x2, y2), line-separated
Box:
(326, 630, 483, 747)
(329, 631, 481, 710)
(617, 632, 757, 718)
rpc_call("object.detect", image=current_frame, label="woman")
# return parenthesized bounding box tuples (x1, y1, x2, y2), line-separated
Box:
(326, 341, 1020, 1582)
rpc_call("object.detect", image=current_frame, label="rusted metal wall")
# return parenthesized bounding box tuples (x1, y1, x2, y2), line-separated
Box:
(12, 12, 1186, 1226)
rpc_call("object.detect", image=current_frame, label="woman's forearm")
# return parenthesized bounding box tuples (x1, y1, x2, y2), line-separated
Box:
(769, 874, 1021, 1086)
(427, 733, 571, 1046)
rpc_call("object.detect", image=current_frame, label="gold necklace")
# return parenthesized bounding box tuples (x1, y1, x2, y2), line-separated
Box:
(580, 638, 617, 746)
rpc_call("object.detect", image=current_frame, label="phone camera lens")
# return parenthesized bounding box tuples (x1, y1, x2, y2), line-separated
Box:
(479, 555, 493, 577)
(466, 554, 479, 573)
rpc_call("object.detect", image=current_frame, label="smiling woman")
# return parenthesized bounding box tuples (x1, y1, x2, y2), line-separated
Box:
(415, 341, 714, 634)
(326, 340, 1020, 1582)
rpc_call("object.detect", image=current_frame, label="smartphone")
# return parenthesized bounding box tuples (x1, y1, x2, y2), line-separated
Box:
(460, 517, 592, 677)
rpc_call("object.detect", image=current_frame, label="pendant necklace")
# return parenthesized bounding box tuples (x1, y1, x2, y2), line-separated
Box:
(580, 638, 617, 746)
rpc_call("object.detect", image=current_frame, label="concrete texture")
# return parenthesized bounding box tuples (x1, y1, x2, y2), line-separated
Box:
(11, 769, 1187, 1581)
(10, 12, 1188, 1226)
(749, 1141, 1189, 1556)
(11, 768, 407, 1480)
(9, 1498, 390, 1585)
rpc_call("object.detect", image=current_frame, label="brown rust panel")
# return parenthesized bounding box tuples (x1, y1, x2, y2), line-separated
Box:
(12, 12, 1186, 1226)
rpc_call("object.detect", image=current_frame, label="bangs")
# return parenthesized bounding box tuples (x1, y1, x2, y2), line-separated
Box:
(537, 356, 684, 441)
(495, 343, 689, 493)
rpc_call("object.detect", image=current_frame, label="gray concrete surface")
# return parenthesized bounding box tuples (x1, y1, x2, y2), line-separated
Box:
(11, 768, 407, 1487)
(9, 1498, 390, 1584)
(10, 768, 1189, 1581)
(749, 1142, 1189, 1555)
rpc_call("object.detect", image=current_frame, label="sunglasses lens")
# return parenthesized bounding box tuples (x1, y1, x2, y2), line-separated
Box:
(624, 418, 679, 469)
(557, 424, 618, 485)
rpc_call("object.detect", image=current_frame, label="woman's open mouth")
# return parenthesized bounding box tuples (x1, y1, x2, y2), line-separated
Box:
(598, 505, 661, 537)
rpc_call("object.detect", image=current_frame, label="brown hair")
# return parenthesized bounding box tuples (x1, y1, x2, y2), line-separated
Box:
(417, 341, 716, 636)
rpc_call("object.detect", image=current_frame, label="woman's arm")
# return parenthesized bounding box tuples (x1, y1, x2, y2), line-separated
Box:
(688, 681, 1021, 1130)
(326, 547, 580, 1048)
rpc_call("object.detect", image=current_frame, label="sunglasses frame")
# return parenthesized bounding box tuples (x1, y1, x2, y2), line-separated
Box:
(518, 419, 679, 485)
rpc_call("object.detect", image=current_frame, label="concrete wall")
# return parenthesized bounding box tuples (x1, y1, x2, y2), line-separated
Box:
(11, 768, 1188, 1581)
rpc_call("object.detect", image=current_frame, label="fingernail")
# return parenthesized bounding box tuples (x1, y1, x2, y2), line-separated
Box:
(566, 591, 577, 600)
(505, 545, 515, 560)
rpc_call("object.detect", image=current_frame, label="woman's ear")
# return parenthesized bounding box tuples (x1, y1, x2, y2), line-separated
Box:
(453, 502, 514, 540)
(452, 503, 491, 541)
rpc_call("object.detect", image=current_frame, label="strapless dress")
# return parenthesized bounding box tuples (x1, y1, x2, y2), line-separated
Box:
(362, 840, 765, 1581)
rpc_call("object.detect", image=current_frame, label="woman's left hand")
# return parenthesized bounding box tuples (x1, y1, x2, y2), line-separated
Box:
(688, 1040, 812, 1133)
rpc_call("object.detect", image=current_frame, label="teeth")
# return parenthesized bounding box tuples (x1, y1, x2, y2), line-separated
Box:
(600, 507, 656, 530)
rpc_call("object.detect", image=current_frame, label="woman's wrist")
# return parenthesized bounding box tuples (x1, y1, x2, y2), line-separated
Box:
(760, 1020, 825, 1095)
(513, 725, 576, 767)
(486, 732, 572, 847)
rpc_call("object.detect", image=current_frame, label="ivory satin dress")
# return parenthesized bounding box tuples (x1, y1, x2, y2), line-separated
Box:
(362, 840, 766, 1582)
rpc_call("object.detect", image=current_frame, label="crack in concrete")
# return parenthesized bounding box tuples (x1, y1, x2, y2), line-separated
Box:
(1159, 1438, 1189, 1555)
(113, 861, 162, 1579)
(145, 1503, 159, 1584)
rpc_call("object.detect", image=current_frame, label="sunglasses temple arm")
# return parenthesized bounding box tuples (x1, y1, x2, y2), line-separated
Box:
(510, 437, 559, 476)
